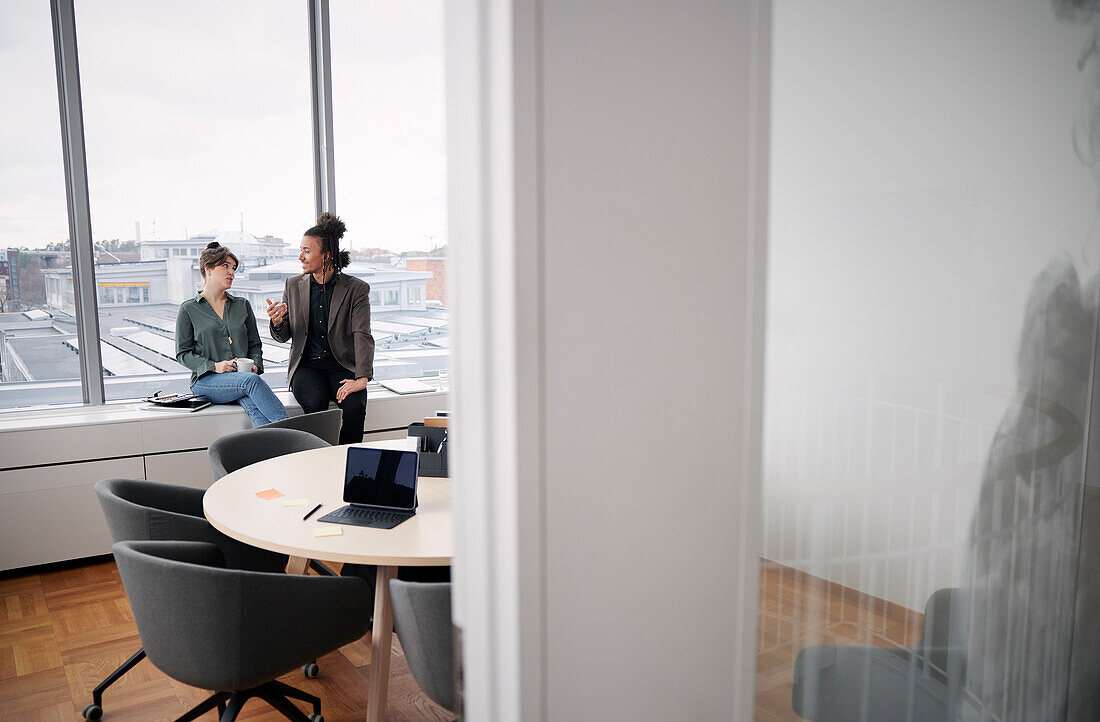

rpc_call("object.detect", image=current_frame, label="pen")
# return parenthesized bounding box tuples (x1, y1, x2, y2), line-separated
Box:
(302, 503, 322, 521)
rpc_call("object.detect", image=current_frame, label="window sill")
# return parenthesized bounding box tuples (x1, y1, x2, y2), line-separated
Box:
(0, 383, 448, 470)
(0, 380, 445, 430)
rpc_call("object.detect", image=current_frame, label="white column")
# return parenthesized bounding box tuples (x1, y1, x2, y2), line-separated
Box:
(447, 1, 770, 719)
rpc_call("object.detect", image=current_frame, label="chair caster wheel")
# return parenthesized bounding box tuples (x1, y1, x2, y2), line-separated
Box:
(82, 703, 103, 720)
(309, 715, 324, 722)
(302, 661, 319, 678)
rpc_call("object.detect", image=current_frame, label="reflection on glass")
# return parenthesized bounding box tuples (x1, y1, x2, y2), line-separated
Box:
(759, 1, 1100, 720)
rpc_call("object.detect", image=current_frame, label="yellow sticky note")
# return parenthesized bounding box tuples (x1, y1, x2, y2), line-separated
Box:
(255, 488, 285, 500)
(282, 498, 310, 507)
(313, 526, 343, 538)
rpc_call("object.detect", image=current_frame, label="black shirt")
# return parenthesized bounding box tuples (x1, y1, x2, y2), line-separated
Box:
(304, 274, 337, 359)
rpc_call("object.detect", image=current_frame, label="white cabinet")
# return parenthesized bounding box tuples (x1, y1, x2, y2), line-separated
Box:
(144, 449, 215, 490)
(0, 457, 145, 570)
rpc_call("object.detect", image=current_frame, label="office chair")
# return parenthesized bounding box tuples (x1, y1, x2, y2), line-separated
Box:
(390, 580, 456, 712)
(207, 426, 337, 581)
(791, 587, 965, 722)
(89, 478, 287, 720)
(113, 540, 372, 722)
(260, 409, 343, 446)
(207, 427, 329, 481)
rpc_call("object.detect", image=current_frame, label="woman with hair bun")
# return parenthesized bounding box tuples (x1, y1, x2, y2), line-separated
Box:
(175, 242, 288, 426)
(266, 212, 375, 444)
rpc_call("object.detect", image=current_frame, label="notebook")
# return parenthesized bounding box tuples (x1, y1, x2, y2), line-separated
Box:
(143, 392, 211, 412)
(377, 378, 435, 394)
(317, 447, 419, 530)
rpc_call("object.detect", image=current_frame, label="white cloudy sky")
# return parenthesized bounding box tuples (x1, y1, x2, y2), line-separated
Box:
(0, 0, 447, 253)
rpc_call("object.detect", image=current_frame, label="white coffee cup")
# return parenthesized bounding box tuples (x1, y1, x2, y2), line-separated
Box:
(234, 357, 254, 373)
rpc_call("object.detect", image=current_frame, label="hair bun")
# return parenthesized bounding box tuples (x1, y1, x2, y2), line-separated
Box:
(206, 241, 220, 249)
(315, 212, 346, 240)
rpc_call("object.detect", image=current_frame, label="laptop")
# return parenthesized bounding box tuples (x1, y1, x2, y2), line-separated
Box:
(318, 447, 419, 529)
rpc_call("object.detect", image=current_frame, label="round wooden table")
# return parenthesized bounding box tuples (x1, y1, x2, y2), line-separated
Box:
(203, 441, 453, 722)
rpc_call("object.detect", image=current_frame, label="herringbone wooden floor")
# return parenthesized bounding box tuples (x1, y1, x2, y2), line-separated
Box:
(0, 558, 452, 721)
(0, 557, 923, 721)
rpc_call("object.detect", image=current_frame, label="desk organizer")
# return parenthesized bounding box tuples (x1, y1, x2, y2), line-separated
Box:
(408, 422, 448, 477)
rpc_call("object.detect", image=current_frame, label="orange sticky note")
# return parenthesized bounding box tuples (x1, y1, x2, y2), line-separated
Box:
(255, 488, 285, 500)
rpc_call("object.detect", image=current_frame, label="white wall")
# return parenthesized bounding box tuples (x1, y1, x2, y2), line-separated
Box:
(765, 0, 1097, 609)
(448, 0, 770, 719)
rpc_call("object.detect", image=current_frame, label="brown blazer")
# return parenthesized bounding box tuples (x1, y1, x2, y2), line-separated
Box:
(270, 273, 375, 385)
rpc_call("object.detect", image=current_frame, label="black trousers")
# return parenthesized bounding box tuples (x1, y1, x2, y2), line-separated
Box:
(290, 356, 366, 445)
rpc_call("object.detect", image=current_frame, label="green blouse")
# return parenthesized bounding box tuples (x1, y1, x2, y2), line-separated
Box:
(175, 293, 265, 386)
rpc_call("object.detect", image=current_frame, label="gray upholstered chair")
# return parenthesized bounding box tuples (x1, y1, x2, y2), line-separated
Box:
(208, 427, 330, 481)
(87, 479, 287, 721)
(114, 540, 372, 722)
(791, 587, 965, 722)
(95, 478, 286, 572)
(260, 409, 343, 446)
(208, 427, 339, 581)
(390, 580, 456, 712)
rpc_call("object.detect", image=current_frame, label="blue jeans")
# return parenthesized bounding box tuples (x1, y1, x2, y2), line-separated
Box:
(191, 372, 289, 427)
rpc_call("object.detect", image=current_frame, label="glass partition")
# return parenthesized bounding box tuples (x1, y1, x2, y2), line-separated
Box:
(758, 1, 1099, 720)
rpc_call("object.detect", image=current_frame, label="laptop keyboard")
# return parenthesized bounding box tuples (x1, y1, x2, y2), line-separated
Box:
(318, 505, 413, 529)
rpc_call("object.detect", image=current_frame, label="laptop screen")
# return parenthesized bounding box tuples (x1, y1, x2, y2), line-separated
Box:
(343, 447, 419, 511)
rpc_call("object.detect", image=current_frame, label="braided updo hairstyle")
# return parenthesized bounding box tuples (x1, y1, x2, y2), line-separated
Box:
(304, 212, 351, 279)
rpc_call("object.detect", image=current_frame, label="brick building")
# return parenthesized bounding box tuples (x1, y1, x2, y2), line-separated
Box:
(406, 256, 447, 306)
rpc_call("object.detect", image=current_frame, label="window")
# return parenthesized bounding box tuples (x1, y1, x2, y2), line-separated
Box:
(407, 285, 421, 305)
(0, 0, 82, 407)
(0, 0, 448, 411)
(330, 1, 447, 256)
(330, 0, 450, 379)
(76, 0, 313, 402)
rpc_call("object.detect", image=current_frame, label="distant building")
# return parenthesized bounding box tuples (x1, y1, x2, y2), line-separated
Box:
(5, 246, 443, 407)
(406, 256, 447, 306)
(0, 309, 76, 383)
(238, 260, 432, 313)
(24, 249, 71, 268)
(42, 259, 192, 312)
(139, 230, 289, 264)
(42, 256, 432, 315)
(0, 250, 18, 312)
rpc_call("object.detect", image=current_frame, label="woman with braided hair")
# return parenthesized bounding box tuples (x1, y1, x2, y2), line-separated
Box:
(266, 212, 375, 444)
